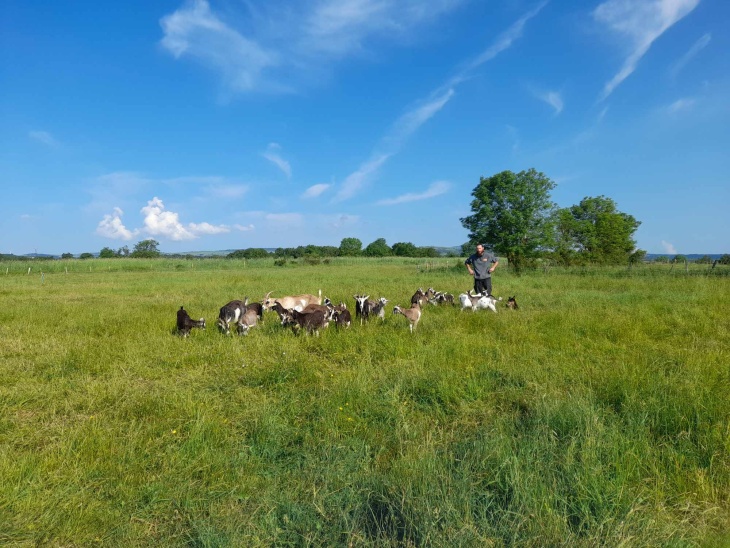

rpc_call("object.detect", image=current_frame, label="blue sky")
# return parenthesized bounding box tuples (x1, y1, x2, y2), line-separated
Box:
(1, 0, 728, 255)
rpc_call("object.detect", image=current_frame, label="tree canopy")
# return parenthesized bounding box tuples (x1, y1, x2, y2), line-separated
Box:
(99, 247, 116, 259)
(554, 196, 641, 264)
(363, 238, 392, 257)
(460, 168, 556, 271)
(131, 239, 161, 258)
(339, 237, 362, 257)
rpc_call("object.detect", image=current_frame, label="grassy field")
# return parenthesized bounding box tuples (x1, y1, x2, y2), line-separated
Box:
(1, 259, 728, 546)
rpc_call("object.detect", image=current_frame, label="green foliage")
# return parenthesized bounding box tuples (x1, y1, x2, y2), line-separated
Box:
(720, 254, 730, 265)
(61, 252, 74, 259)
(363, 238, 392, 257)
(673, 254, 688, 264)
(461, 168, 557, 272)
(117, 245, 130, 257)
(78, 252, 94, 259)
(339, 237, 362, 256)
(695, 255, 713, 264)
(99, 246, 116, 259)
(392, 241, 418, 257)
(556, 196, 641, 264)
(653, 255, 669, 263)
(628, 249, 647, 265)
(131, 239, 161, 258)
(227, 248, 271, 259)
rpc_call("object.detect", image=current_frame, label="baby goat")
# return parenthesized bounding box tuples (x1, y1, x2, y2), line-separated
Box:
(393, 302, 421, 333)
(177, 306, 205, 337)
(506, 296, 519, 310)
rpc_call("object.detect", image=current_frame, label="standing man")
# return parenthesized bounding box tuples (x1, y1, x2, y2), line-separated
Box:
(465, 243, 499, 296)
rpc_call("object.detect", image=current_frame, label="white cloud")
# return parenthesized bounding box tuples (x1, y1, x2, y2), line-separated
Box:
(28, 130, 59, 147)
(96, 207, 136, 240)
(667, 97, 696, 112)
(301, 183, 331, 198)
(594, 0, 701, 100)
(160, 0, 280, 93)
(670, 32, 711, 79)
(536, 90, 564, 115)
(333, 153, 391, 203)
(261, 143, 292, 178)
(234, 223, 255, 231)
(160, 0, 464, 94)
(205, 184, 249, 199)
(140, 197, 229, 240)
(461, 1, 547, 76)
(377, 181, 450, 206)
(661, 240, 677, 255)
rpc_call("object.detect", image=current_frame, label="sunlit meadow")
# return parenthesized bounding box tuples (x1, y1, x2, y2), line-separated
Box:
(1, 258, 728, 546)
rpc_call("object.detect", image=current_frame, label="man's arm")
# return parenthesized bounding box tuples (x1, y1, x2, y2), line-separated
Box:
(464, 257, 474, 276)
(488, 259, 499, 274)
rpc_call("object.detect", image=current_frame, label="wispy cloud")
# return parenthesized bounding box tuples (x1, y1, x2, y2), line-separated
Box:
(261, 143, 292, 178)
(96, 207, 137, 240)
(333, 4, 544, 203)
(234, 223, 255, 231)
(535, 90, 564, 115)
(377, 181, 450, 206)
(459, 1, 547, 78)
(667, 97, 696, 113)
(661, 240, 677, 255)
(160, 0, 464, 94)
(594, 0, 701, 100)
(160, 0, 281, 93)
(301, 183, 331, 199)
(670, 32, 711, 79)
(28, 130, 59, 147)
(265, 212, 304, 227)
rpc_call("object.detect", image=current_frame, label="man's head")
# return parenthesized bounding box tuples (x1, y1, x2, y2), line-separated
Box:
(475, 244, 484, 255)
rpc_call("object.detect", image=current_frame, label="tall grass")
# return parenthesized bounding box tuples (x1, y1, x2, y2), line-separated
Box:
(1, 260, 728, 545)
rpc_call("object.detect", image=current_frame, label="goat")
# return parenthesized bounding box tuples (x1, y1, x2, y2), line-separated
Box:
(410, 288, 426, 306)
(458, 290, 501, 313)
(262, 290, 322, 313)
(506, 296, 519, 310)
(217, 299, 247, 334)
(282, 308, 329, 336)
(368, 297, 389, 321)
(393, 302, 421, 333)
(353, 294, 370, 324)
(324, 298, 351, 328)
(435, 291, 454, 305)
(176, 306, 205, 337)
(268, 302, 291, 325)
(333, 308, 352, 328)
(237, 306, 261, 335)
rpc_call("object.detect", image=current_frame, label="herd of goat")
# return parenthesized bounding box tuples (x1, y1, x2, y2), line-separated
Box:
(176, 287, 519, 337)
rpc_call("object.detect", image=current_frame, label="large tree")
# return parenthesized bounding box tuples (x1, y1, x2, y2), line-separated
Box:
(99, 246, 116, 258)
(460, 168, 556, 270)
(338, 237, 362, 257)
(555, 196, 640, 264)
(363, 238, 392, 257)
(131, 239, 161, 258)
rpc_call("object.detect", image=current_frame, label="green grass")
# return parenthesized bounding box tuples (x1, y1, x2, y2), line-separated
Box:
(1, 259, 728, 546)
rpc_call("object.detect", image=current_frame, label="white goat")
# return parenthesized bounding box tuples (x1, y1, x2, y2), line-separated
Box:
(458, 290, 501, 313)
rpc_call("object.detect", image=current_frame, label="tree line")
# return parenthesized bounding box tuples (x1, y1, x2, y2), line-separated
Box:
(8, 167, 727, 266)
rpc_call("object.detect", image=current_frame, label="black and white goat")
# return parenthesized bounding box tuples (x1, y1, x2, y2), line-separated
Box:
(324, 298, 351, 328)
(506, 296, 519, 310)
(393, 302, 422, 333)
(217, 299, 247, 335)
(177, 306, 206, 337)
